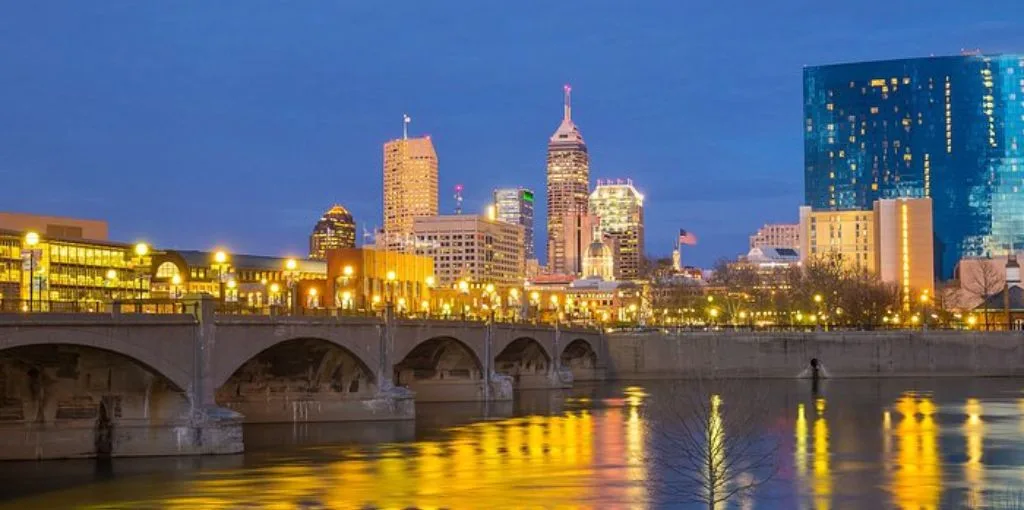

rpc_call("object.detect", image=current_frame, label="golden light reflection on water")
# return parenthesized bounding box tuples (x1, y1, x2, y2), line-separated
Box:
(891, 393, 941, 510)
(795, 398, 832, 509)
(68, 393, 648, 510)
(964, 398, 985, 508)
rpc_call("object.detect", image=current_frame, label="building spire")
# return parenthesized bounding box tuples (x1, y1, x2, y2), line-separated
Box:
(563, 84, 572, 122)
(403, 113, 411, 140)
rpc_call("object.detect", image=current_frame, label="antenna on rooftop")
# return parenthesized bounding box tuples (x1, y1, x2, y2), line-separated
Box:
(454, 184, 464, 215)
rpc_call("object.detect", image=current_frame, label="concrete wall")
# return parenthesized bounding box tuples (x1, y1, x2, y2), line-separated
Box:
(606, 330, 1024, 379)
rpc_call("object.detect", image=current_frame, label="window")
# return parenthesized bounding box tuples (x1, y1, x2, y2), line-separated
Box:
(156, 262, 181, 279)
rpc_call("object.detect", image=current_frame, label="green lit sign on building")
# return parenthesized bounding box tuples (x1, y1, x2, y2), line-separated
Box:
(522, 190, 534, 203)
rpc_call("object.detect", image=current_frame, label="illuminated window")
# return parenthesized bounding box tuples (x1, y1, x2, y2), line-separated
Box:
(156, 262, 181, 279)
(870, 107, 879, 114)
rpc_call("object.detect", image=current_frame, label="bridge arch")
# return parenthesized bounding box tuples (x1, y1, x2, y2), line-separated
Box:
(0, 343, 190, 427)
(560, 338, 598, 370)
(215, 338, 378, 407)
(495, 337, 552, 375)
(393, 336, 484, 387)
(0, 334, 191, 392)
(211, 328, 380, 391)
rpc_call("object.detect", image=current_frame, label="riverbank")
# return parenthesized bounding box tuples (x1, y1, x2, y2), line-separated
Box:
(605, 330, 1024, 379)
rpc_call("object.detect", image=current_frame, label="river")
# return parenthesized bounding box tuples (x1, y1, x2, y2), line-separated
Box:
(1, 378, 1023, 509)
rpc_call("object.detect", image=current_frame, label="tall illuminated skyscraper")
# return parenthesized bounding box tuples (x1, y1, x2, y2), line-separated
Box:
(309, 204, 356, 260)
(589, 179, 645, 280)
(383, 128, 438, 251)
(493, 187, 535, 260)
(804, 54, 1024, 277)
(546, 85, 590, 275)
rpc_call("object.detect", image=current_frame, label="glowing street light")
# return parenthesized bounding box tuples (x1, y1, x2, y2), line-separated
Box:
(343, 265, 354, 277)
(24, 232, 39, 312)
(425, 275, 436, 288)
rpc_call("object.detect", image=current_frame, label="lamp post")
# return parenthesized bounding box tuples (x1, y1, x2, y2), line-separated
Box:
(813, 293, 824, 331)
(105, 268, 118, 301)
(213, 250, 230, 304)
(284, 258, 298, 313)
(458, 279, 469, 321)
(425, 275, 436, 317)
(269, 282, 281, 308)
(24, 232, 39, 312)
(171, 274, 182, 299)
(529, 291, 540, 323)
(919, 292, 930, 331)
(133, 242, 149, 304)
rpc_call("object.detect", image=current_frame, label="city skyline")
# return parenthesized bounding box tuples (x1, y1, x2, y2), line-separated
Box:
(3, 2, 1024, 267)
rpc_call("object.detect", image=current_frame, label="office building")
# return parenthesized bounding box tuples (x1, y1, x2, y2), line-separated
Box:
(309, 204, 357, 260)
(804, 54, 1024, 277)
(383, 135, 438, 251)
(749, 223, 800, 251)
(559, 212, 599, 277)
(546, 85, 590, 275)
(412, 215, 525, 287)
(493, 187, 536, 260)
(150, 250, 326, 307)
(324, 248, 434, 313)
(0, 229, 147, 307)
(799, 197, 934, 306)
(589, 179, 645, 279)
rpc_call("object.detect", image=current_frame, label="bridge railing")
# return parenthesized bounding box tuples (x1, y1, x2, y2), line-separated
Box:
(211, 303, 602, 330)
(613, 323, 1003, 334)
(0, 299, 198, 316)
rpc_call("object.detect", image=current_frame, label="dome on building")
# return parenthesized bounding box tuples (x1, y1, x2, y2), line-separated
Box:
(309, 204, 357, 260)
(583, 238, 615, 281)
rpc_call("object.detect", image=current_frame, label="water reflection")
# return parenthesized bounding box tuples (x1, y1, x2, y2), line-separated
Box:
(5, 380, 1024, 509)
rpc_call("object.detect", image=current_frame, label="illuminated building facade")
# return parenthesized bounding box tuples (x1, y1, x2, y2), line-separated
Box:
(493, 187, 536, 260)
(309, 204, 356, 260)
(749, 223, 800, 251)
(324, 247, 434, 314)
(804, 54, 1024, 277)
(799, 197, 934, 304)
(0, 229, 150, 307)
(383, 135, 438, 251)
(589, 179, 644, 280)
(582, 237, 615, 281)
(150, 250, 326, 307)
(412, 215, 525, 287)
(546, 86, 590, 275)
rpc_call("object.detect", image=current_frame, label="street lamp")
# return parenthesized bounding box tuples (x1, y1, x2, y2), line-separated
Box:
(105, 268, 118, 301)
(133, 242, 149, 301)
(226, 279, 237, 303)
(213, 250, 230, 304)
(171, 274, 182, 299)
(308, 287, 319, 309)
(385, 270, 397, 305)
(24, 232, 39, 312)
(458, 279, 469, 320)
(284, 258, 298, 312)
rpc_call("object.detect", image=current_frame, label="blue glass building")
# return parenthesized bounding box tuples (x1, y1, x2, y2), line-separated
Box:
(804, 54, 1024, 278)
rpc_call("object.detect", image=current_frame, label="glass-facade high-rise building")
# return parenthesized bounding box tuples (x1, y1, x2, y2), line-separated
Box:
(547, 85, 590, 275)
(493, 187, 536, 260)
(589, 179, 645, 280)
(804, 54, 1024, 277)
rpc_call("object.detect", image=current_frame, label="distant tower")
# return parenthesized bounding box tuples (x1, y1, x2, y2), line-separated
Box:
(309, 205, 356, 260)
(454, 184, 464, 215)
(383, 116, 438, 251)
(546, 84, 590, 275)
(493, 187, 536, 260)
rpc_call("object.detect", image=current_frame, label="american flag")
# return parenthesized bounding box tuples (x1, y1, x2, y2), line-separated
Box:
(678, 229, 698, 246)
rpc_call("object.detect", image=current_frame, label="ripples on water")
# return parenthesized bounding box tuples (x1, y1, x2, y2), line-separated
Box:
(1, 379, 1024, 509)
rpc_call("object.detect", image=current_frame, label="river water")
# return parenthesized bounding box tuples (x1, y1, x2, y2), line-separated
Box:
(1, 378, 1023, 509)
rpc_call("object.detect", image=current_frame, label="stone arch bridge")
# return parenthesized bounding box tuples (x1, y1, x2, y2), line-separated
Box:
(0, 297, 605, 459)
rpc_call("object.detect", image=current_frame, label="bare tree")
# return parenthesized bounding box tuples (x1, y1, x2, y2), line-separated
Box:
(962, 258, 1004, 329)
(644, 378, 779, 509)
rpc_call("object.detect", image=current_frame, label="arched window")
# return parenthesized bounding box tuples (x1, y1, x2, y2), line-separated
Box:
(156, 261, 181, 279)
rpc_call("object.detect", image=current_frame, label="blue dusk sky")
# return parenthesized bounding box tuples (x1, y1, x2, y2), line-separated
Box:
(2, 2, 1023, 267)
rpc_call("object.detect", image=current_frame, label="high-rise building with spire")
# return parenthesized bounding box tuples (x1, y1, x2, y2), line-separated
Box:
(383, 117, 438, 251)
(546, 85, 590, 275)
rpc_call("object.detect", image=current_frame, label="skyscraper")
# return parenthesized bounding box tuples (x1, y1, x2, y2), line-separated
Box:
(749, 223, 800, 251)
(493, 187, 536, 260)
(383, 133, 438, 251)
(589, 179, 645, 280)
(546, 85, 590, 275)
(804, 54, 1024, 277)
(309, 204, 357, 260)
